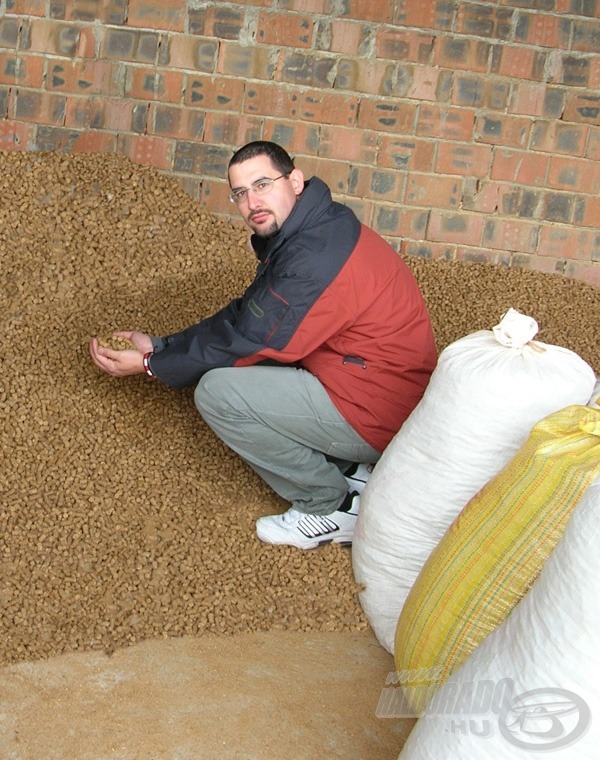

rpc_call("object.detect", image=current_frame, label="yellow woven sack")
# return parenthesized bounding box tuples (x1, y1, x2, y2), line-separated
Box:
(394, 405, 600, 715)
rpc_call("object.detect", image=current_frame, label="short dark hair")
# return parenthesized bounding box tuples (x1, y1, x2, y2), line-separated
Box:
(228, 141, 295, 176)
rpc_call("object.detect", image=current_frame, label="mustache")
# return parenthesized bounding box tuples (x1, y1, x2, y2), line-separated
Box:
(249, 208, 271, 220)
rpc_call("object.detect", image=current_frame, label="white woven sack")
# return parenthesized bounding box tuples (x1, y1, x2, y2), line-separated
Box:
(352, 309, 596, 653)
(588, 376, 600, 409)
(398, 479, 600, 759)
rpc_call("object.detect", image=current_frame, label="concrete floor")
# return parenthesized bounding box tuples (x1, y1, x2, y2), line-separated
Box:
(0, 630, 413, 759)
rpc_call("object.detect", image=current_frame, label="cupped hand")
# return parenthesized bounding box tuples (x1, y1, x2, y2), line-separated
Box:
(89, 336, 146, 377)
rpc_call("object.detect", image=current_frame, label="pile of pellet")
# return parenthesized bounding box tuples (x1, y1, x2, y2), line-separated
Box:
(0, 151, 597, 666)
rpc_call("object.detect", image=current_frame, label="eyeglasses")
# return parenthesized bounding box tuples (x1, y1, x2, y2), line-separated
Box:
(229, 173, 289, 205)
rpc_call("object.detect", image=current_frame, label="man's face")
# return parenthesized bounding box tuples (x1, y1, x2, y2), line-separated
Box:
(228, 155, 304, 238)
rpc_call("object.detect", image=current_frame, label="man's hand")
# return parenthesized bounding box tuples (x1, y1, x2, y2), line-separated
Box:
(89, 331, 153, 377)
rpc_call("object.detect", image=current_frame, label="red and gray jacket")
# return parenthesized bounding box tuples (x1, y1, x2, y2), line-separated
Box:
(149, 176, 437, 452)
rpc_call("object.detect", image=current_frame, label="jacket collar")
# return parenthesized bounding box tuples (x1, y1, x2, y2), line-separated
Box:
(251, 176, 332, 263)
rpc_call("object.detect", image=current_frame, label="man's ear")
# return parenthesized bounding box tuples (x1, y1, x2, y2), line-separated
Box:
(290, 168, 304, 196)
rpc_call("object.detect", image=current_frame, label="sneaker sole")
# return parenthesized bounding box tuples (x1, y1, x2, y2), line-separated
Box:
(256, 528, 354, 551)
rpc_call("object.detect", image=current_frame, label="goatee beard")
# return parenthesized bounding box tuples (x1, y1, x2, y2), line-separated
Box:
(253, 220, 279, 238)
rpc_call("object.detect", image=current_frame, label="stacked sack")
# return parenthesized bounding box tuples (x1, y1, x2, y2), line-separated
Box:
(397, 476, 600, 759)
(352, 309, 596, 653)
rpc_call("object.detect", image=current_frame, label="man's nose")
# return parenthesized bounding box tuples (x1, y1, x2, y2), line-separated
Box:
(246, 189, 263, 209)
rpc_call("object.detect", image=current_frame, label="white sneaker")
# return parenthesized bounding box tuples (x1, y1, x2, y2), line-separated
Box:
(256, 493, 360, 550)
(344, 463, 374, 495)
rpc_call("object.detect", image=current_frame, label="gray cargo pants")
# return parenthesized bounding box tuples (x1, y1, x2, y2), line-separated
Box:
(194, 365, 380, 515)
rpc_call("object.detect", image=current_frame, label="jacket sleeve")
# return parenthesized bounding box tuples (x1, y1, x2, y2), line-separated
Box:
(148, 265, 353, 388)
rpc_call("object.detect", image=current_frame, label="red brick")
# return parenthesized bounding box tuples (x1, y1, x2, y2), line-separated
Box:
(492, 44, 546, 81)
(49, 0, 127, 24)
(46, 59, 121, 95)
(393, 2, 454, 31)
(0, 52, 44, 87)
(118, 134, 172, 170)
(509, 82, 564, 118)
(0, 119, 34, 150)
(244, 83, 300, 120)
(324, 19, 371, 56)
(126, 67, 184, 103)
(563, 260, 600, 288)
(530, 120, 589, 156)
(103, 98, 147, 132)
(405, 172, 461, 209)
(218, 42, 276, 80)
(452, 75, 510, 110)
(577, 195, 600, 229)
(279, 0, 327, 11)
(173, 141, 230, 177)
(434, 36, 490, 73)
(188, 6, 246, 40)
(335, 58, 396, 95)
(417, 104, 475, 141)
(357, 99, 417, 133)
(65, 95, 105, 129)
(538, 224, 599, 262)
(455, 247, 511, 267)
(378, 136, 435, 171)
(401, 241, 456, 261)
(200, 178, 234, 216)
(11, 90, 66, 126)
(514, 11, 570, 48)
(344, 198, 375, 226)
(509, 252, 565, 277)
(555, 0, 600, 16)
(127, 0, 185, 32)
(204, 112, 262, 148)
(456, 4, 513, 40)
(347, 165, 404, 202)
(230, 0, 273, 6)
(256, 11, 313, 48)
(27, 20, 95, 59)
(72, 131, 117, 153)
(318, 126, 378, 163)
(332, 0, 394, 23)
(185, 75, 244, 112)
(461, 179, 515, 214)
(374, 206, 429, 238)
(482, 217, 538, 253)
(476, 113, 531, 148)
(548, 156, 599, 194)
(0, 17, 20, 46)
(280, 51, 336, 89)
(262, 120, 319, 155)
(6, 0, 45, 15)
(428, 211, 485, 246)
(563, 92, 600, 125)
(406, 66, 449, 102)
(300, 89, 358, 126)
(591, 57, 600, 89)
(435, 142, 492, 178)
(149, 104, 205, 141)
(376, 28, 434, 63)
(558, 54, 592, 87)
(167, 34, 218, 72)
(572, 19, 600, 53)
(491, 149, 549, 186)
(300, 156, 350, 193)
(588, 129, 600, 161)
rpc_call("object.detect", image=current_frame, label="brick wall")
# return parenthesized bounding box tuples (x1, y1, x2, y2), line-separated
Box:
(0, 0, 598, 287)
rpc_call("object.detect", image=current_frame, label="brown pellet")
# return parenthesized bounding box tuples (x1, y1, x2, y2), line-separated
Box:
(0, 150, 597, 667)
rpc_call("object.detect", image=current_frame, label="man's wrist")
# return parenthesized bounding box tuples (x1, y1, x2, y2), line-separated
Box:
(143, 352, 156, 378)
